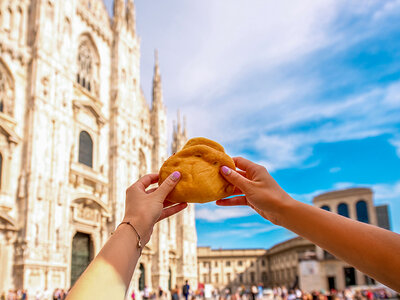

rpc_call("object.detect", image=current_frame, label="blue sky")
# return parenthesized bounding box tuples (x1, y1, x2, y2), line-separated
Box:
(104, 1, 400, 249)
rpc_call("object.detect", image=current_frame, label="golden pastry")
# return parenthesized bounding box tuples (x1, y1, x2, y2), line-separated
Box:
(159, 137, 235, 203)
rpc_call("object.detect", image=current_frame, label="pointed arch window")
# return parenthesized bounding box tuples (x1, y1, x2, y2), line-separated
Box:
(356, 200, 369, 223)
(139, 263, 145, 291)
(0, 153, 3, 189)
(79, 131, 93, 168)
(337, 203, 349, 218)
(0, 61, 14, 116)
(76, 36, 99, 96)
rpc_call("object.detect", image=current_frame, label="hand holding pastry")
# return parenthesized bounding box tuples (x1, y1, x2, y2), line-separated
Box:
(217, 156, 295, 225)
(159, 137, 236, 203)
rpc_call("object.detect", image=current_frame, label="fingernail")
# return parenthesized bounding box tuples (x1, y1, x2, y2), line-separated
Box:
(221, 166, 231, 175)
(171, 171, 181, 182)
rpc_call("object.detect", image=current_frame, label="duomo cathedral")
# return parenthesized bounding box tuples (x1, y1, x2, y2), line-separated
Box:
(0, 0, 198, 296)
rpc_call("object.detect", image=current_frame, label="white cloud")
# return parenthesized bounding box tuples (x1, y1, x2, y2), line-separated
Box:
(254, 134, 313, 171)
(372, 181, 400, 202)
(389, 136, 400, 158)
(373, 0, 400, 20)
(326, 181, 400, 204)
(196, 206, 255, 222)
(108, 0, 400, 170)
(237, 222, 269, 228)
(208, 224, 280, 239)
(289, 189, 326, 204)
(227, 80, 399, 171)
(333, 182, 356, 190)
(329, 167, 341, 173)
(291, 180, 400, 207)
(138, 0, 342, 102)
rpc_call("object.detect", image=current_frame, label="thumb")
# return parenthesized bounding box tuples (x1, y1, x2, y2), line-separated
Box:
(156, 171, 181, 200)
(220, 166, 252, 193)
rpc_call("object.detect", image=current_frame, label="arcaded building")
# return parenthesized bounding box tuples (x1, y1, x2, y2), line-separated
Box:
(197, 247, 268, 289)
(0, 0, 197, 295)
(198, 188, 391, 292)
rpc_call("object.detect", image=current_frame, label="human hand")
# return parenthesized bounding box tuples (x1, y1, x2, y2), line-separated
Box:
(216, 157, 295, 225)
(123, 172, 187, 245)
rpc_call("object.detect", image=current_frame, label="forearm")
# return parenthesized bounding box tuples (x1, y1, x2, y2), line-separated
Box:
(66, 225, 142, 300)
(279, 199, 400, 291)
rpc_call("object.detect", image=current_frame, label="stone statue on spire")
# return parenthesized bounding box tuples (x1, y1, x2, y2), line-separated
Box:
(172, 110, 187, 153)
(127, 0, 136, 35)
(152, 49, 163, 109)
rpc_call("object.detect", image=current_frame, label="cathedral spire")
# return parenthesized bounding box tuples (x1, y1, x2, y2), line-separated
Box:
(152, 49, 163, 108)
(113, 0, 125, 31)
(183, 115, 188, 138)
(127, 0, 136, 34)
(172, 110, 187, 153)
(177, 109, 181, 133)
(154, 49, 161, 78)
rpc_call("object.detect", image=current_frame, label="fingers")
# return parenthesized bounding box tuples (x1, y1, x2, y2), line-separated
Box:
(236, 169, 247, 177)
(233, 157, 270, 181)
(223, 186, 243, 198)
(157, 203, 188, 222)
(233, 157, 259, 172)
(232, 186, 243, 196)
(136, 174, 159, 191)
(220, 166, 252, 194)
(216, 196, 248, 206)
(163, 200, 176, 208)
(155, 171, 181, 200)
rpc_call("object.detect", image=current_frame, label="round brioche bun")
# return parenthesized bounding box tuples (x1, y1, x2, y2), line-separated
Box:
(158, 137, 235, 203)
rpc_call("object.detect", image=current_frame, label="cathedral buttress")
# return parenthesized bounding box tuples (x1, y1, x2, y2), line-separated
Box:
(151, 50, 167, 173)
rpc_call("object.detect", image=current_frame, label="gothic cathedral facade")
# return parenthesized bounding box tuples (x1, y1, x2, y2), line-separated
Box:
(0, 0, 197, 295)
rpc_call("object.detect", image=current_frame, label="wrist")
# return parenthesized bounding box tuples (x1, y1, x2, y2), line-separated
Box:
(121, 217, 153, 244)
(275, 196, 301, 227)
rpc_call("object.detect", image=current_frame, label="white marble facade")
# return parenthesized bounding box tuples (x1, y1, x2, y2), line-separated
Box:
(0, 0, 197, 295)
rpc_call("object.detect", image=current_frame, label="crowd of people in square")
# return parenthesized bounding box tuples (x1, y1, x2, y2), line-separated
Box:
(192, 284, 398, 300)
(1, 282, 398, 300)
(0, 288, 68, 300)
(153, 283, 398, 300)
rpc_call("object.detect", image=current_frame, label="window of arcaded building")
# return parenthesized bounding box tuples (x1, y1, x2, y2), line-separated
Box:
(250, 272, 255, 283)
(321, 205, 330, 211)
(226, 261, 231, 267)
(356, 200, 369, 223)
(338, 203, 349, 217)
(78, 131, 93, 168)
(262, 271, 267, 283)
(238, 260, 242, 266)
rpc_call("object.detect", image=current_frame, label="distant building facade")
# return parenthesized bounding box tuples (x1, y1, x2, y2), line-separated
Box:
(0, 0, 197, 296)
(198, 247, 268, 289)
(198, 188, 390, 292)
(375, 205, 391, 231)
